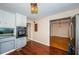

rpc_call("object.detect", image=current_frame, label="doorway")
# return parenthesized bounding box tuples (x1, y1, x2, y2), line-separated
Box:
(27, 23, 31, 41)
(50, 17, 75, 55)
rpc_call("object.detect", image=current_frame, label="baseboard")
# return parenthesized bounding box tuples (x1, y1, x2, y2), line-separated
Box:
(1, 49, 16, 55)
(29, 40, 49, 47)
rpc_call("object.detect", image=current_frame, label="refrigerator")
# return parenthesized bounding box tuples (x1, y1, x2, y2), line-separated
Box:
(75, 14, 79, 55)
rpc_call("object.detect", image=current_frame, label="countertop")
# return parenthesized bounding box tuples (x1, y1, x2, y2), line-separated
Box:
(0, 35, 14, 39)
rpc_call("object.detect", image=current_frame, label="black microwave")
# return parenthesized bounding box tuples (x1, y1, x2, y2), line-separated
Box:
(16, 26, 26, 38)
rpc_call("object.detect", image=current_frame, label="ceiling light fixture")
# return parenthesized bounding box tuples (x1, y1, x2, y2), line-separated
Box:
(31, 3, 38, 14)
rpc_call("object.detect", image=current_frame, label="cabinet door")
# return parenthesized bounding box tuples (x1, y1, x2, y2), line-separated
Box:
(0, 11, 5, 27)
(22, 15, 27, 27)
(0, 10, 15, 28)
(0, 13, 3, 27)
(3, 12, 9, 28)
(4, 12, 15, 28)
(16, 13, 27, 26)
(15, 37, 26, 49)
(7, 13, 15, 28)
(0, 40, 15, 54)
(0, 10, 11, 28)
(16, 13, 22, 26)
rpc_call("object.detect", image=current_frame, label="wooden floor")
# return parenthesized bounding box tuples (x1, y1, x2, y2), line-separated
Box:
(8, 41, 68, 55)
(50, 36, 69, 51)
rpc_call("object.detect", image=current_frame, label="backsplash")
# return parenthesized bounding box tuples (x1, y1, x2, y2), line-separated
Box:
(0, 28, 14, 34)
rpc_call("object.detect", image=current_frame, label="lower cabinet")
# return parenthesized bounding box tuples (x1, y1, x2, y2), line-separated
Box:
(0, 40, 15, 54)
(15, 37, 27, 49)
(0, 37, 27, 54)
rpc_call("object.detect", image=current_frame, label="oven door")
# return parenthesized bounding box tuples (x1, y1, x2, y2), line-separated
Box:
(16, 27, 26, 38)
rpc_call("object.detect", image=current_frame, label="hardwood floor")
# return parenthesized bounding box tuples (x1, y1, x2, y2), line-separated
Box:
(50, 36, 69, 51)
(8, 40, 68, 55)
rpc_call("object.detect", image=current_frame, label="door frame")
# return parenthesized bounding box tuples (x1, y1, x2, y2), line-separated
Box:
(49, 17, 76, 54)
(27, 23, 31, 41)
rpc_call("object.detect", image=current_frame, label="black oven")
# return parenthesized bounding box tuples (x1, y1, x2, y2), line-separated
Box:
(16, 26, 26, 38)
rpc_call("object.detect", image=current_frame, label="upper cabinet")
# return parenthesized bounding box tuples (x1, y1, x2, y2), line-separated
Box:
(0, 10, 15, 28)
(16, 13, 27, 27)
(0, 10, 27, 28)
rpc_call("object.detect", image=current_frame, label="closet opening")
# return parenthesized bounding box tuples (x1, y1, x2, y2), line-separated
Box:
(50, 17, 75, 55)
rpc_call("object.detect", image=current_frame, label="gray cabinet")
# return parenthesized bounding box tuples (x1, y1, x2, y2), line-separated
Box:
(15, 37, 26, 49)
(0, 10, 15, 28)
(0, 40, 15, 54)
(16, 13, 27, 26)
(0, 37, 15, 54)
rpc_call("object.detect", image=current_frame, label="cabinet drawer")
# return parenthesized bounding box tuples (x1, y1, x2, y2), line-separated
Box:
(15, 37, 26, 49)
(0, 37, 15, 43)
(0, 40, 15, 54)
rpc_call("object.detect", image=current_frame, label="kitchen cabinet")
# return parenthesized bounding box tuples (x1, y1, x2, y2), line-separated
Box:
(22, 15, 27, 27)
(0, 37, 15, 54)
(5, 12, 15, 28)
(0, 10, 5, 27)
(15, 37, 27, 49)
(0, 40, 15, 54)
(16, 13, 27, 27)
(0, 10, 15, 28)
(16, 13, 22, 26)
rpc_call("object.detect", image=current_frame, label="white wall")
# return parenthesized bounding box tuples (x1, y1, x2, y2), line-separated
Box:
(33, 19, 49, 46)
(30, 8, 79, 46)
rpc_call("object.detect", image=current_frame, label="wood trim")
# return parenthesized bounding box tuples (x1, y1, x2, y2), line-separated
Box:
(50, 17, 71, 22)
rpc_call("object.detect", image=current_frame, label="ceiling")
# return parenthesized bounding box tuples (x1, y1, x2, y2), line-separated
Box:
(0, 3, 79, 20)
